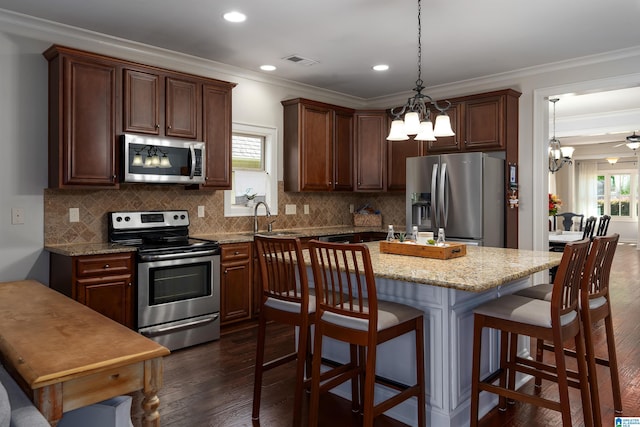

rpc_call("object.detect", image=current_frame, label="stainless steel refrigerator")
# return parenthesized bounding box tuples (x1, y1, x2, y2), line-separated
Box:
(406, 152, 505, 247)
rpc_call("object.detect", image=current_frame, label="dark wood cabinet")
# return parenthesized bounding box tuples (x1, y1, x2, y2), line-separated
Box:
(463, 94, 506, 150)
(282, 98, 355, 192)
(45, 45, 235, 190)
(354, 111, 387, 192)
(426, 104, 463, 154)
(333, 109, 355, 191)
(49, 252, 135, 328)
(202, 82, 234, 189)
(44, 46, 119, 188)
(165, 77, 200, 139)
(123, 69, 201, 140)
(387, 138, 422, 192)
(220, 243, 252, 325)
(123, 69, 160, 135)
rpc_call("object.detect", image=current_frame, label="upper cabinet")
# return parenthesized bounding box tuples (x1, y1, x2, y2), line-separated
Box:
(354, 111, 387, 192)
(201, 82, 234, 189)
(44, 46, 119, 189)
(282, 98, 354, 192)
(426, 89, 520, 154)
(123, 68, 201, 140)
(44, 45, 235, 189)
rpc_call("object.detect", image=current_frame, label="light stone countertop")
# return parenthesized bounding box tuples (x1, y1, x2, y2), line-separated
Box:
(44, 226, 385, 256)
(304, 242, 562, 293)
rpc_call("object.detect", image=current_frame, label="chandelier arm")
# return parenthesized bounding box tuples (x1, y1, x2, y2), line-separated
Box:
(431, 99, 451, 114)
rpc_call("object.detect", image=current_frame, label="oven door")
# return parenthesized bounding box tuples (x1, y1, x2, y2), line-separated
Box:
(137, 253, 220, 329)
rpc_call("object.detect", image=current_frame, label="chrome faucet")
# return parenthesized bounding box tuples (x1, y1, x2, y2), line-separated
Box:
(253, 201, 271, 233)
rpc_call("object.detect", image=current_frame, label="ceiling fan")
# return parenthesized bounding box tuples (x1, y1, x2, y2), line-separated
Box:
(613, 131, 640, 148)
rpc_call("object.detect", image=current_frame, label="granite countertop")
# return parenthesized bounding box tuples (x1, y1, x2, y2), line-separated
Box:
(303, 242, 562, 293)
(45, 242, 137, 257)
(44, 226, 386, 256)
(193, 225, 386, 244)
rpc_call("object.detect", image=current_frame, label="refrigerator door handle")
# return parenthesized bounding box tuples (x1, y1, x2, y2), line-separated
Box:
(431, 163, 439, 228)
(440, 162, 448, 229)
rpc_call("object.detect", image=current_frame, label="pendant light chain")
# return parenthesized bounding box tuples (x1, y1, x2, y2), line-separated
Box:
(416, 0, 422, 88)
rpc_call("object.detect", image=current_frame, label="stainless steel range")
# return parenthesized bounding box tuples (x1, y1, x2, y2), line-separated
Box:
(108, 210, 220, 351)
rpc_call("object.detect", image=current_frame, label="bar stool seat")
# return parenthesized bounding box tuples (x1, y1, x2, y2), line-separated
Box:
(470, 239, 593, 427)
(515, 234, 622, 424)
(252, 235, 314, 427)
(307, 240, 426, 427)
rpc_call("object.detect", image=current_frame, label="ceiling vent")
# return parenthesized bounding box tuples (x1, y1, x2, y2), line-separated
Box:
(282, 54, 319, 66)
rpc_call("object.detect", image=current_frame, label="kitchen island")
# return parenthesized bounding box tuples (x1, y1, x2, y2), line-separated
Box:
(304, 242, 562, 427)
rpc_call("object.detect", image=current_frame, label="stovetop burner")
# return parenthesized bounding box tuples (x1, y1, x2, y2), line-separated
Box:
(108, 210, 219, 256)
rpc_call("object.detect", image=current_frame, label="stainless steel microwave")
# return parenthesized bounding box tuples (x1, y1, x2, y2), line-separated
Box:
(121, 134, 206, 184)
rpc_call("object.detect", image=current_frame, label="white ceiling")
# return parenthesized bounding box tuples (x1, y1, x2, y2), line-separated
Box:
(1, 0, 640, 146)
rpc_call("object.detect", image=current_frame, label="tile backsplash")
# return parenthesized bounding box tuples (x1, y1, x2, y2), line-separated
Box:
(44, 182, 405, 245)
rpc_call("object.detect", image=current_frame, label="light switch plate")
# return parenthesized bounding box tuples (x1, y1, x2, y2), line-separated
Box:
(304, 204, 309, 215)
(69, 207, 80, 223)
(285, 204, 296, 215)
(198, 205, 205, 218)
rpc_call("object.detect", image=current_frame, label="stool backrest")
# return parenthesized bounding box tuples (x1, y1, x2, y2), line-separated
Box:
(582, 234, 619, 301)
(254, 235, 310, 311)
(596, 215, 611, 236)
(582, 216, 597, 240)
(552, 239, 590, 320)
(308, 241, 377, 329)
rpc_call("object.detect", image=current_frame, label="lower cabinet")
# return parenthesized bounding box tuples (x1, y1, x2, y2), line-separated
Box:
(220, 242, 252, 325)
(49, 252, 135, 328)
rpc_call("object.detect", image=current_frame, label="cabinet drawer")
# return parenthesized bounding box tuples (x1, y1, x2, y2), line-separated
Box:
(62, 362, 144, 412)
(75, 253, 133, 277)
(221, 243, 251, 261)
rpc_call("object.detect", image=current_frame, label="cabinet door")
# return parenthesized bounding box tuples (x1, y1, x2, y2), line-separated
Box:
(301, 104, 333, 191)
(166, 77, 200, 139)
(387, 138, 421, 192)
(355, 112, 386, 191)
(220, 260, 251, 324)
(333, 110, 354, 191)
(427, 104, 462, 154)
(464, 95, 505, 151)
(77, 275, 134, 328)
(123, 69, 160, 135)
(56, 55, 118, 187)
(202, 83, 232, 188)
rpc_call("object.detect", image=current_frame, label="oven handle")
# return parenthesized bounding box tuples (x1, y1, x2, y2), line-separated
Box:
(140, 314, 219, 337)
(138, 249, 219, 262)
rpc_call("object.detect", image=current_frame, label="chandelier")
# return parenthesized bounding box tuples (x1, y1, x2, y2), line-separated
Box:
(548, 98, 574, 173)
(386, 0, 454, 142)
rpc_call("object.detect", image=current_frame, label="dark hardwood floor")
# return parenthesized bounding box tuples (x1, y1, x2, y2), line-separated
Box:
(131, 243, 640, 426)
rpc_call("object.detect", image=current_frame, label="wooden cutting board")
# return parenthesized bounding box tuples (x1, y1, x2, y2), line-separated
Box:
(379, 241, 467, 260)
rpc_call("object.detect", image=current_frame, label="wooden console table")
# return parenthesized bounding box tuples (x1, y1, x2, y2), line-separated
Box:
(0, 280, 170, 426)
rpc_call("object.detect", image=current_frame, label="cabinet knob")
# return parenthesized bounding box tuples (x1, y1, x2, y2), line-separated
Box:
(103, 264, 110, 269)
(155, 124, 160, 129)
(234, 251, 240, 255)
(128, 282, 132, 287)
(167, 125, 172, 129)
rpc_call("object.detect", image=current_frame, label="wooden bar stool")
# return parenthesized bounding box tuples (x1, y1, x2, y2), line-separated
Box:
(470, 239, 592, 427)
(516, 234, 622, 423)
(252, 235, 314, 426)
(307, 240, 426, 427)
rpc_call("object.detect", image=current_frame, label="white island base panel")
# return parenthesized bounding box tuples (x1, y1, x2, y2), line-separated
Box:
(316, 275, 534, 427)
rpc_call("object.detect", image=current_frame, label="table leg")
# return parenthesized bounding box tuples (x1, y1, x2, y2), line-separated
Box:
(33, 383, 63, 426)
(142, 357, 164, 427)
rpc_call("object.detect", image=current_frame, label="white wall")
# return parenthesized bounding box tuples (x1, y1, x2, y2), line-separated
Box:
(1, 11, 640, 282)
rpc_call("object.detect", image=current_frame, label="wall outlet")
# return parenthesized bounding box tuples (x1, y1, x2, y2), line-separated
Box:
(197, 205, 205, 218)
(349, 204, 354, 213)
(11, 208, 24, 225)
(69, 207, 80, 223)
(303, 204, 309, 215)
(285, 204, 296, 215)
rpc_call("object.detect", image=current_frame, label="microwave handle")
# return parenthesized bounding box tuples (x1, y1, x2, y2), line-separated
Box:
(189, 144, 196, 179)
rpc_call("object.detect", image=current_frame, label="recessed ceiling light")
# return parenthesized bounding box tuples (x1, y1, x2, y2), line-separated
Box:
(223, 11, 246, 23)
(373, 64, 389, 71)
(260, 65, 276, 71)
